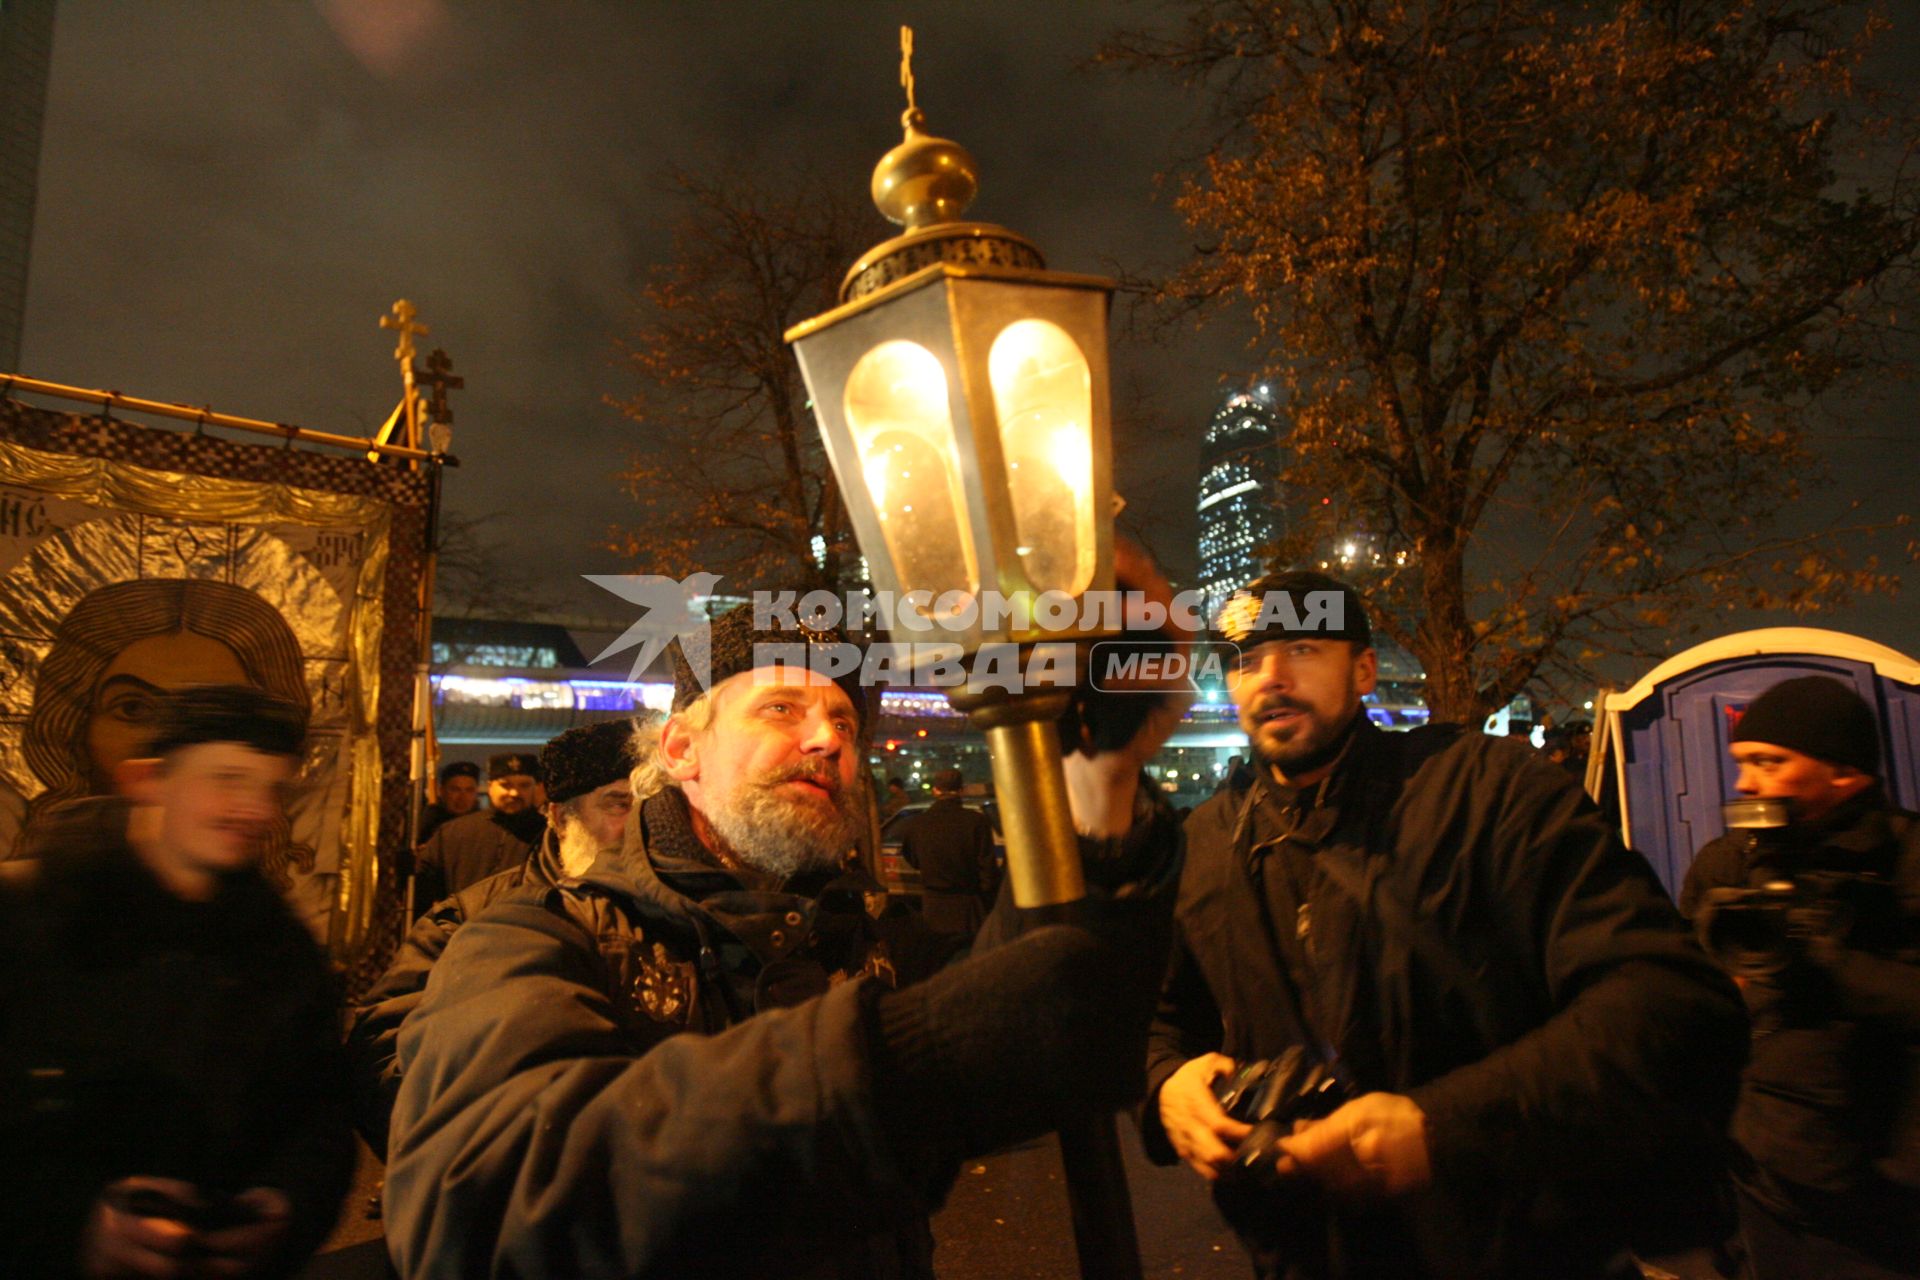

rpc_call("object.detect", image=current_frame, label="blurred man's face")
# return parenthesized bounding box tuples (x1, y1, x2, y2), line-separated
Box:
(672, 667, 864, 879)
(489, 773, 539, 815)
(133, 742, 293, 893)
(1226, 638, 1376, 783)
(1731, 741, 1871, 823)
(442, 774, 479, 815)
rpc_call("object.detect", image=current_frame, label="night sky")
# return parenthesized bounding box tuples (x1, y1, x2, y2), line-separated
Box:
(21, 2, 1920, 678)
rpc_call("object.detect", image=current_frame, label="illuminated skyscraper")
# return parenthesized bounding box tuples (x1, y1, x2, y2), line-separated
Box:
(1196, 384, 1282, 627)
(0, 0, 55, 371)
(1195, 385, 1431, 725)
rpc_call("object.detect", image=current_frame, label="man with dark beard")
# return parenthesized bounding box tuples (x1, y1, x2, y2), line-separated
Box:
(1143, 570, 1747, 1279)
(381, 592, 1188, 1279)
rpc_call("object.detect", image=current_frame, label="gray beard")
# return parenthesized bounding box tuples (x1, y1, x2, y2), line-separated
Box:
(557, 819, 613, 879)
(703, 777, 864, 883)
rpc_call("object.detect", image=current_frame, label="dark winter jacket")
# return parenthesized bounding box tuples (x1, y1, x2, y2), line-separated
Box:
(899, 797, 999, 936)
(412, 806, 545, 909)
(413, 801, 466, 848)
(382, 784, 1176, 1278)
(345, 828, 569, 1153)
(1681, 789, 1920, 1250)
(0, 798, 354, 1277)
(1143, 719, 1747, 1279)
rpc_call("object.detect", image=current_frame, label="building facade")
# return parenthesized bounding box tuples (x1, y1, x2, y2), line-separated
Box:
(1196, 384, 1282, 628)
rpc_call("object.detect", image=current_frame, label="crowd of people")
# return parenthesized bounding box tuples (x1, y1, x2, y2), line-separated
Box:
(2, 559, 1914, 1280)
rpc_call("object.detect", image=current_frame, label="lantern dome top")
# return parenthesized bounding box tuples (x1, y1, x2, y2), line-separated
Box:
(840, 28, 1045, 303)
(871, 107, 978, 230)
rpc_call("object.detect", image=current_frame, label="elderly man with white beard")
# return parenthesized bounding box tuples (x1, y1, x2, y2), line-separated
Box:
(380, 594, 1187, 1279)
(345, 718, 640, 1156)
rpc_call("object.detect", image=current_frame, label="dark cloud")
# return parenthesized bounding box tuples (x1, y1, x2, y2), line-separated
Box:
(26, 2, 1216, 612)
(23, 2, 1917, 659)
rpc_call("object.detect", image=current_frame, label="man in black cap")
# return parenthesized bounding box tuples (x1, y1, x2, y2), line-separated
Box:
(348, 719, 637, 1153)
(1682, 675, 1920, 1279)
(381, 574, 1189, 1278)
(416, 759, 481, 845)
(0, 685, 352, 1277)
(1144, 569, 1747, 1279)
(900, 767, 1000, 939)
(410, 750, 546, 910)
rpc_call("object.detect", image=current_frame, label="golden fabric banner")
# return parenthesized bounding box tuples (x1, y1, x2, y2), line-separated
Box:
(0, 436, 390, 947)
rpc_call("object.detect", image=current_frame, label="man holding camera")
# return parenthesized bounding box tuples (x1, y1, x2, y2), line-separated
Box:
(0, 686, 352, 1278)
(1682, 675, 1920, 1279)
(1144, 570, 1747, 1279)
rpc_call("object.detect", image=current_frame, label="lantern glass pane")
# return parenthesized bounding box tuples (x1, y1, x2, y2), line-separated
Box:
(988, 319, 1095, 596)
(843, 340, 978, 611)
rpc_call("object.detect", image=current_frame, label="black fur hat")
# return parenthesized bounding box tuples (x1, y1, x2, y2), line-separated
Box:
(437, 759, 481, 785)
(666, 602, 871, 733)
(541, 720, 639, 803)
(1215, 569, 1372, 649)
(487, 751, 544, 783)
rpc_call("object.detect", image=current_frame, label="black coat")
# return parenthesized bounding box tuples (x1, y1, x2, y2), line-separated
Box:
(899, 797, 998, 935)
(381, 785, 1167, 1278)
(0, 799, 354, 1277)
(345, 828, 569, 1154)
(411, 806, 545, 907)
(1144, 720, 1748, 1279)
(1681, 791, 1920, 1250)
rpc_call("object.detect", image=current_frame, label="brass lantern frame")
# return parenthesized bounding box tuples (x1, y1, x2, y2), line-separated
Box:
(786, 258, 1117, 656)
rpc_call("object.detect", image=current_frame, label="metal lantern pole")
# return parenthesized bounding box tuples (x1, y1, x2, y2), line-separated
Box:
(785, 30, 1142, 1279)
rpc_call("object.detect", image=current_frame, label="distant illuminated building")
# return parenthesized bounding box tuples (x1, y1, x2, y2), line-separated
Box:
(1196, 384, 1282, 626)
(1195, 413, 1431, 725)
(0, 0, 55, 370)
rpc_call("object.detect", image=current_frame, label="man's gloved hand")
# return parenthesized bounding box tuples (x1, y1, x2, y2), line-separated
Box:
(866, 925, 1159, 1174)
(1058, 541, 1196, 840)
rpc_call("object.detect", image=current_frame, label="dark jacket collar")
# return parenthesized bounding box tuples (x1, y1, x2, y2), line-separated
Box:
(490, 806, 547, 846)
(1792, 785, 1899, 865)
(527, 826, 570, 885)
(1244, 713, 1383, 856)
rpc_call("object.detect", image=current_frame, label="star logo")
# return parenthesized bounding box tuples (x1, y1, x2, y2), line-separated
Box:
(1218, 592, 1264, 644)
(583, 572, 724, 686)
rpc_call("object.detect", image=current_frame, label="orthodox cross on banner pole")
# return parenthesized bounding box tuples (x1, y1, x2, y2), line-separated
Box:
(369, 299, 431, 463)
(416, 347, 463, 456)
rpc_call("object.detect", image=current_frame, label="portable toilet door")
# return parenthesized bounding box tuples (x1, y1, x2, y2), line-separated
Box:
(1599, 627, 1920, 899)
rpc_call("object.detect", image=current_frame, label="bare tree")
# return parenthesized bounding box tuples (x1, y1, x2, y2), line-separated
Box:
(1106, 0, 1918, 721)
(608, 168, 887, 595)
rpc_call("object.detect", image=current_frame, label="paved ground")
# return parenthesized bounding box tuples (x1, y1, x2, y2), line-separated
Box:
(931, 1125, 1250, 1279)
(307, 1121, 1252, 1278)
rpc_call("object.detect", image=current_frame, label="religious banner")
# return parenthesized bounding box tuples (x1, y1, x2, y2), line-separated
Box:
(0, 398, 434, 967)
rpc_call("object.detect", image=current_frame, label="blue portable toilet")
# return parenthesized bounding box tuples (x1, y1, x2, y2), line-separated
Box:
(1597, 628, 1920, 900)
